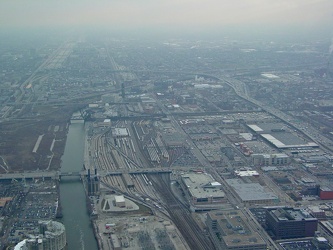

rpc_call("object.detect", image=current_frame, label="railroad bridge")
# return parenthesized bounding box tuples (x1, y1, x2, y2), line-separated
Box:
(0, 168, 173, 182)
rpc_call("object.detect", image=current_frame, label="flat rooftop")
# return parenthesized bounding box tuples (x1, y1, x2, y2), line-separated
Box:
(208, 210, 266, 248)
(247, 123, 318, 149)
(269, 207, 317, 222)
(181, 173, 225, 199)
(112, 128, 129, 137)
(226, 179, 278, 202)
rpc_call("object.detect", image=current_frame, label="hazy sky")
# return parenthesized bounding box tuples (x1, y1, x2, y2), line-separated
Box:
(1, 0, 333, 38)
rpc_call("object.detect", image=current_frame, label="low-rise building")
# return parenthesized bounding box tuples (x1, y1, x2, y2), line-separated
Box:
(206, 210, 267, 250)
(114, 195, 126, 208)
(307, 206, 326, 220)
(180, 173, 225, 205)
(251, 153, 290, 166)
(226, 179, 278, 205)
(266, 207, 318, 240)
(320, 186, 333, 200)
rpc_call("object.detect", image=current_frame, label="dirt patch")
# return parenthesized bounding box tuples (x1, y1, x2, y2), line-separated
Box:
(0, 104, 82, 172)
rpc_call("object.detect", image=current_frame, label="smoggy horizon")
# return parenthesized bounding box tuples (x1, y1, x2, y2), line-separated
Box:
(1, 0, 333, 42)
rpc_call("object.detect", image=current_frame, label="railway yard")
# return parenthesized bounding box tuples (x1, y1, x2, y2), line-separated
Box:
(2, 37, 333, 250)
(86, 116, 225, 249)
(81, 92, 333, 250)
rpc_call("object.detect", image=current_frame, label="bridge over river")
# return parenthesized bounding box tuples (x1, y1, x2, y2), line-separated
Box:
(0, 168, 173, 182)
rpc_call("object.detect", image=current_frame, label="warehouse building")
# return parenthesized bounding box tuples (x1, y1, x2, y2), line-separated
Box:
(180, 173, 225, 205)
(247, 123, 318, 149)
(226, 179, 278, 205)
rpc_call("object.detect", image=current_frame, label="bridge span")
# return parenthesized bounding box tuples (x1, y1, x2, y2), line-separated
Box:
(0, 168, 173, 182)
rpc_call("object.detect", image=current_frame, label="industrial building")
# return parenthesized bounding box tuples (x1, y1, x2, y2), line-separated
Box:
(320, 186, 333, 200)
(247, 123, 318, 149)
(111, 127, 129, 137)
(14, 221, 66, 250)
(114, 195, 126, 208)
(180, 173, 225, 205)
(260, 134, 318, 149)
(251, 153, 290, 166)
(226, 179, 278, 205)
(266, 207, 318, 240)
(206, 210, 267, 250)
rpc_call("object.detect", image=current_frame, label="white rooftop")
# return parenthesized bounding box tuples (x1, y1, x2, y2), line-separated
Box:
(261, 134, 285, 147)
(316, 237, 328, 242)
(261, 73, 279, 79)
(235, 170, 259, 177)
(239, 133, 253, 141)
(247, 124, 264, 132)
(115, 195, 125, 203)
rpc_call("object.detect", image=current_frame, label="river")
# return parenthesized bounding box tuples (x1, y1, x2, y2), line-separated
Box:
(59, 123, 98, 250)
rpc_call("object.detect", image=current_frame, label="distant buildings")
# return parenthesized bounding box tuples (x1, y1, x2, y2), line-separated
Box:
(266, 207, 318, 240)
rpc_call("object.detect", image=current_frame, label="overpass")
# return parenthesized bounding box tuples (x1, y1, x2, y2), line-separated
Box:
(0, 168, 173, 182)
(0, 171, 59, 182)
(60, 168, 173, 177)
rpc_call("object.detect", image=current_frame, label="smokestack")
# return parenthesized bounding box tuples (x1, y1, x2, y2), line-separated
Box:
(95, 168, 97, 176)
(88, 169, 91, 179)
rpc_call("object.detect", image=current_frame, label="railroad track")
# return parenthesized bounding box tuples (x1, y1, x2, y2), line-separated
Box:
(150, 174, 214, 250)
